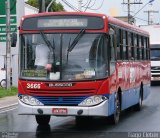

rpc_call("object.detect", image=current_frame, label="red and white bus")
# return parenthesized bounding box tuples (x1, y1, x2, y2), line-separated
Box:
(15, 12, 151, 125)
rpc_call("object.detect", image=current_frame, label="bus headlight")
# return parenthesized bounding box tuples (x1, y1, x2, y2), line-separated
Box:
(78, 95, 107, 106)
(19, 95, 44, 106)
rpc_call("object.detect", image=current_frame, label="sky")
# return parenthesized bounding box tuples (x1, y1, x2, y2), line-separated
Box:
(56, 0, 160, 26)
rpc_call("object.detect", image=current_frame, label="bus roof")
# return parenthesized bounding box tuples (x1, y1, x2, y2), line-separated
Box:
(108, 16, 149, 36)
(21, 12, 149, 36)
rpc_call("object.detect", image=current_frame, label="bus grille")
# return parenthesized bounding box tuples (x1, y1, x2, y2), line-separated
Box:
(28, 89, 95, 96)
(35, 96, 87, 106)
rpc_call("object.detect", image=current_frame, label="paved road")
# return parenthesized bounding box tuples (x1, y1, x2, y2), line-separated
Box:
(0, 86, 160, 138)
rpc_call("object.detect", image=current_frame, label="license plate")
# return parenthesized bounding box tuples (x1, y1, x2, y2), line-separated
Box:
(52, 108, 68, 115)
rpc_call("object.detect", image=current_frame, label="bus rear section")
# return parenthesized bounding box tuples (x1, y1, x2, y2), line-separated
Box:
(17, 12, 150, 126)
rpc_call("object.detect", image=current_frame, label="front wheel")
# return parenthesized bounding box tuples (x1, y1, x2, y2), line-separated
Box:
(109, 93, 121, 124)
(35, 115, 51, 125)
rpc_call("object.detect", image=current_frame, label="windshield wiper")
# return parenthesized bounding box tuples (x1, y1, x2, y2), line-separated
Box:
(66, 29, 85, 63)
(67, 29, 85, 52)
(40, 31, 55, 50)
(40, 31, 56, 65)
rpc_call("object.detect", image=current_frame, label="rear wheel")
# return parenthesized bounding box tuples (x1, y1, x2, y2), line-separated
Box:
(109, 93, 121, 124)
(35, 115, 51, 125)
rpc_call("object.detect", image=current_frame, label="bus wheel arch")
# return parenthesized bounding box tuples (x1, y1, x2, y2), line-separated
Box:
(109, 87, 122, 124)
(140, 82, 144, 101)
(117, 87, 122, 111)
(134, 83, 143, 111)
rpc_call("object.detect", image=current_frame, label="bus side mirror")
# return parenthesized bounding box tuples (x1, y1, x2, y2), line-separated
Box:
(11, 33, 17, 47)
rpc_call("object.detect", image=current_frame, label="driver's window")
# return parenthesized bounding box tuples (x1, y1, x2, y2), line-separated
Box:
(109, 26, 116, 75)
(96, 34, 108, 77)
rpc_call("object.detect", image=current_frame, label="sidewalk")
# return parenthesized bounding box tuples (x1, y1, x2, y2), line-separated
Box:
(0, 96, 18, 109)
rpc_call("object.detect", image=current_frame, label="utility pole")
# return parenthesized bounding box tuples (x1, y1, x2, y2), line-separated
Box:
(122, 0, 142, 24)
(39, 0, 45, 13)
(78, 0, 82, 11)
(6, 0, 11, 89)
(144, 10, 159, 25)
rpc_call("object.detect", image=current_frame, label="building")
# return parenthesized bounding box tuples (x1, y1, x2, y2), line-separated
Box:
(115, 16, 136, 25)
(25, 3, 39, 15)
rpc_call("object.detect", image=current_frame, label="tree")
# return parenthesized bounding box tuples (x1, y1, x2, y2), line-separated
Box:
(26, 0, 65, 12)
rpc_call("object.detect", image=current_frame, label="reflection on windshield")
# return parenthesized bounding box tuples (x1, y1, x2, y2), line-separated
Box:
(151, 49, 160, 60)
(20, 33, 108, 81)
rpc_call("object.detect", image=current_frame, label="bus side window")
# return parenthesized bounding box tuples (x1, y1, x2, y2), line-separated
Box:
(109, 26, 116, 74)
(120, 29, 123, 60)
(146, 37, 150, 60)
(144, 37, 147, 60)
(148, 38, 150, 59)
(131, 33, 135, 60)
(110, 31, 116, 61)
(137, 35, 140, 60)
(141, 36, 144, 60)
(128, 32, 132, 59)
(139, 36, 142, 60)
(123, 31, 128, 60)
(134, 34, 138, 60)
(116, 29, 120, 60)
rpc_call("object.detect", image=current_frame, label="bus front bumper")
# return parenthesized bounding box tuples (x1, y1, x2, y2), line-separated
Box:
(18, 99, 109, 117)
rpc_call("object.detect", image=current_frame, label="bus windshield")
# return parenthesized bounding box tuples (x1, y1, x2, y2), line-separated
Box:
(150, 44, 160, 60)
(20, 33, 108, 81)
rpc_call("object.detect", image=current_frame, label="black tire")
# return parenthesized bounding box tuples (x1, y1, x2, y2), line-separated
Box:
(35, 115, 51, 125)
(75, 116, 93, 126)
(0, 79, 6, 88)
(109, 93, 121, 125)
(134, 87, 143, 111)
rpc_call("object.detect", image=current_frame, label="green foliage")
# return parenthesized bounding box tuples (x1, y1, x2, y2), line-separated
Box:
(0, 87, 17, 98)
(26, 0, 65, 12)
(26, 0, 39, 8)
(52, 1, 65, 12)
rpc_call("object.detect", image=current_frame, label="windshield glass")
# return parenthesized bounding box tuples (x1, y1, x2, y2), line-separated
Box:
(151, 49, 160, 60)
(20, 33, 108, 81)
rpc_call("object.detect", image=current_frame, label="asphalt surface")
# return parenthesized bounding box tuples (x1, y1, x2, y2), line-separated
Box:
(0, 96, 18, 113)
(0, 86, 160, 138)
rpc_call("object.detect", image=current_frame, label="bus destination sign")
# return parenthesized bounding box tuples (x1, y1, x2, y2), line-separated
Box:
(38, 18, 88, 28)
(22, 15, 104, 30)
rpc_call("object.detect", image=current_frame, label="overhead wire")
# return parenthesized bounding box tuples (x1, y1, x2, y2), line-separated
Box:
(134, 16, 150, 23)
(60, 0, 104, 12)
(81, 0, 89, 7)
(61, 0, 80, 11)
(82, 0, 96, 8)
(86, 0, 104, 11)
(84, 0, 92, 12)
